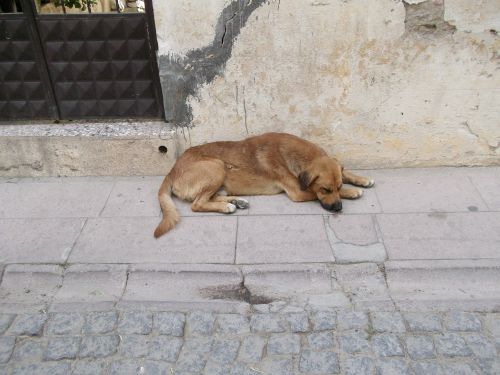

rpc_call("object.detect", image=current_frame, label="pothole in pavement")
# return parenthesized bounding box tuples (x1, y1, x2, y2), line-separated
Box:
(201, 282, 275, 305)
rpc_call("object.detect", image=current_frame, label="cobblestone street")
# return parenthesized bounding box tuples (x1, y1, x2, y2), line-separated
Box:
(1, 308, 499, 375)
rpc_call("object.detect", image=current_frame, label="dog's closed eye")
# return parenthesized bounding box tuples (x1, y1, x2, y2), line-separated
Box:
(320, 187, 333, 194)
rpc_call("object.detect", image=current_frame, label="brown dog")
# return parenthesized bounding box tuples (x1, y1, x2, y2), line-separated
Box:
(154, 132, 374, 237)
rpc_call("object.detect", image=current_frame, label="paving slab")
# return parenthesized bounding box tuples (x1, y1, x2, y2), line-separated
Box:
(370, 168, 488, 213)
(0, 218, 85, 264)
(377, 212, 500, 260)
(119, 264, 247, 313)
(327, 214, 379, 245)
(465, 167, 500, 210)
(69, 216, 237, 264)
(334, 263, 394, 311)
(51, 265, 128, 312)
(385, 259, 500, 311)
(242, 264, 333, 299)
(100, 177, 163, 217)
(236, 215, 334, 264)
(0, 180, 114, 218)
(0, 265, 63, 313)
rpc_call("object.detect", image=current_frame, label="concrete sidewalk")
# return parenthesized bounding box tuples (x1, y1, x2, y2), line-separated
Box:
(0, 166, 499, 314)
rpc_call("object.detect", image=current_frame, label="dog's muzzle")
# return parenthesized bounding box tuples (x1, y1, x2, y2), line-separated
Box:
(321, 200, 342, 212)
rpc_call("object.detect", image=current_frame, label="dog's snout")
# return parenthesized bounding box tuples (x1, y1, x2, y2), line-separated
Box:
(321, 200, 342, 212)
(332, 201, 342, 211)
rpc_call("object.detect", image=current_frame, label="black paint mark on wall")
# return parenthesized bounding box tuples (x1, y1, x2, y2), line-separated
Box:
(158, 0, 267, 126)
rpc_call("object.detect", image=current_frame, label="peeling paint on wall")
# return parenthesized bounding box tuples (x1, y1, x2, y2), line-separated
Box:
(157, 0, 267, 125)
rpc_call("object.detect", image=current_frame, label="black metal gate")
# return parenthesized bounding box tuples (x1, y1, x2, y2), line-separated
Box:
(0, 0, 164, 121)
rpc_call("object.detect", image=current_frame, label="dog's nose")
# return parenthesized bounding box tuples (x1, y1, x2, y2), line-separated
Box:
(321, 201, 342, 212)
(331, 201, 342, 212)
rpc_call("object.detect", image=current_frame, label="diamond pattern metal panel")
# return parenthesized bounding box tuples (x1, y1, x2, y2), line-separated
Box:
(0, 15, 55, 120)
(38, 14, 163, 119)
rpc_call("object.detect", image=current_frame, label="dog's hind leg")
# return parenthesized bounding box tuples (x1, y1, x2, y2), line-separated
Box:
(342, 170, 375, 188)
(177, 159, 238, 214)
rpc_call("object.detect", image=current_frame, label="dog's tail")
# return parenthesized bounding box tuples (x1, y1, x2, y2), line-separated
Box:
(154, 175, 180, 238)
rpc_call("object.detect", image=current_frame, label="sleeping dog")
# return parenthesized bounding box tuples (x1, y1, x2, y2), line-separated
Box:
(154, 132, 374, 237)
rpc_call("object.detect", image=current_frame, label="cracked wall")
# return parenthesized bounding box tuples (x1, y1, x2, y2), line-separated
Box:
(154, 0, 500, 168)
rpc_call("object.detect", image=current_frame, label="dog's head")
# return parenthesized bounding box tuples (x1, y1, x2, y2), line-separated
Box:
(298, 156, 343, 211)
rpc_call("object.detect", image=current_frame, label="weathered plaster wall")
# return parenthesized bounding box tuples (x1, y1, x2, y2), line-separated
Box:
(154, 0, 500, 168)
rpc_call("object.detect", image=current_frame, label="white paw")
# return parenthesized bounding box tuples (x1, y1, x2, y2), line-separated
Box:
(225, 203, 237, 213)
(365, 179, 375, 188)
(231, 198, 249, 209)
(356, 189, 363, 198)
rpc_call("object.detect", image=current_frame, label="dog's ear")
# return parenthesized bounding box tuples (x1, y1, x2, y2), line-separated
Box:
(298, 171, 318, 191)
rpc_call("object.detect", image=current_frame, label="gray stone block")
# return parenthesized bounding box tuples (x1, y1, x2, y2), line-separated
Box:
(411, 362, 441, 375)
(210, 339, 240, 364)
(148, 336, 183, 361)
(45, 336, 80, 360)
(250, 314, 286, 333)
(71, 360, 108, 375)
(142, 361, 172, 375)
(46, 312, 85, 335)
(286, 312, 310, 333)
(484, 313, 500, 337)
(464, 333, 497, 358)
(109, 359, 141, 375)
(337, 311, 369, 330)
(79, 335, 120, 358)
(372, 334, 404, 357)
(238, 336, 266, 363)
(342, 356, 374, 375)
(299, 350, 340, 374)
(0, 336, 15, 363)
(405, 335, 436, 360)
(83, 311, 117, 334)
(445, 311, 482, 332)
(440, 362, 480, 375)
(339, 332, 371, 354)
(307, 331, 335, 350)
(10, 362, 71, 375)
(404, 312, 442, 332)
(310, 310, 337, 330)
(0, 314, 15, 334)
(7, 313, 47, 336)
(12, 338, 45, 361)
(176, 337, 213, 372)
(267, 334, 301, 355)
(187, 311, 216, 335)
(435, 333, 472, 357)
(119, 335, 151, 358)
(371, 312, 406, 333)
(204, 361, 232, 375)
(261, 356, 295, 375)
(216, 314, 250, 335)
(376, 358, 411, 375)
(118, 311, 153, 335)
(155, 311, 185, 336)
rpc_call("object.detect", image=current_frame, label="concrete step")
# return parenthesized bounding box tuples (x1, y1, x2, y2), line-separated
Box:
(385, 259, 500, 312)
(0, 122, 178, 177)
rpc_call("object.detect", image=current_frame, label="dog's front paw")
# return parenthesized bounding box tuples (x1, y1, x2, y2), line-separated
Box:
(231, 198, 249, 209)
(363, 178, 375, 188)
(225, 203, 237, 213)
